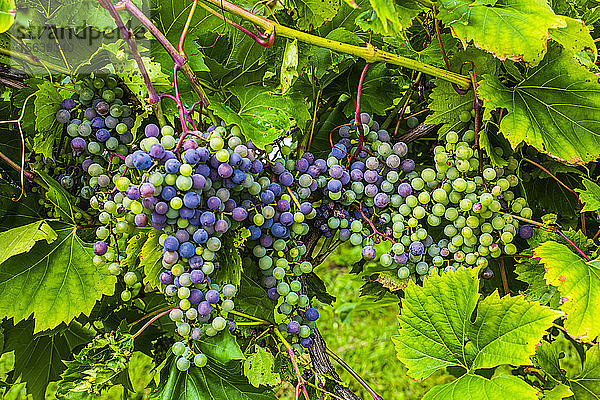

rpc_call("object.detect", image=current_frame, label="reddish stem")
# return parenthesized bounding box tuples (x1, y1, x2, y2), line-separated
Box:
(352, 62, 370, 160)
(132, 307, 176, 338)
(0, 150, 34, 180)
(357, 204, 396, 244)
(434, 13, 468, 95)
(555, 228, 590, 261)
(100, 0, 159, 104)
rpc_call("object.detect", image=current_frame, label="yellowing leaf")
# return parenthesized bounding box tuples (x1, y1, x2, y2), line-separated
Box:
(244, 346, 281, 388)
(535, 241, 600, 340)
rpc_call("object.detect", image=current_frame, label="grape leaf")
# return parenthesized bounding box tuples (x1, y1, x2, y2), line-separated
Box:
(280, 39, 299, 95)
(210, 85, 310, 149)
(575, 179, 600, 212)
(213, 226, 249, 287)
(478, 45, 600, 164)
(36, 169, 78, 223)
(236, 274, 275, 322)
(536, 340, 600, 399)
(0, 221, 116, 333)
(569, 343, 600, 399)
(422, 373, 539, 400)
(355, 0, 423, 37)
(437, 0, 566, 65)
(196, 330, 245, 365)
(425, 47, 499, 137)
(140, 230, 163, 289)
(33, 81, 63, 158)
(122, 231, 148, 271)
(0, 0, 14, 34)
(152, 356, 276, 400)
(0, 220, 56, 264)
(392, 268, 562, 380)
(549, 17, 597, 62)
(535, 241, 600, 341)
(310, 27, 362, 81)
(244, 346, 281, 388)
(514, 257, 560, 308)
(543, 384, 574, 400)
(0, 180, 43, 229)
(384, 34, 459, 69)
(4, 318, 95, 400)
(285, 0, 340, 30)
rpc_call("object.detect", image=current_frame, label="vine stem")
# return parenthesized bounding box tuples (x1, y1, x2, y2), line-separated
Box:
(0, 48, 71, 75)
(99, 0, 159, 104)
(325, 347, 383, 400)
(114, 0, 210, 106)
(352, 62, 370, 160)
(198, 0, 471, 89)
(357, 204, 395, 244)
(498, 256, 509, 296)
(228, 309, 270, 323)
(132, 307, 176, 338)
(273, 328, 311, 400)
(179, 0, 197, 57)
(469, 67, 483, 174)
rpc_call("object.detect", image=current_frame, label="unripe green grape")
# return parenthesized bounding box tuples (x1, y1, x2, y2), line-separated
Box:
(121, 290, 132, 301)
(194, 353, 208, 367)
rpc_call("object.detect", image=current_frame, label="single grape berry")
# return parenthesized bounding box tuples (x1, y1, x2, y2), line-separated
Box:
(481, 268, 494, 280)
(519, 225, 534, 240)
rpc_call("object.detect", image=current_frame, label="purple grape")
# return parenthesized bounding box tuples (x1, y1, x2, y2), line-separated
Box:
(134, 213, 148, 227)
(232, 207, 248, 221)
(155, 201, 168, 214)
(374, 193, 389, 208)
(198, 301, 212, 316)
(398, 183, 412, 197)
(305, 307, 319, 321)
(300, 202, 313, 215)
(329, 165, 344, 179)
(132, 150, 152, 171)
(218, 163, 234, 178)
(91, 116, 105, 129)
(179, 242, 196, 258)
(165, 159, 181, 174)
(61, 98, 76, 110)
(160, 271, 174, 285)
(279, 171, 294, 186)
(93, 241, 108, 256)
(145, 123, 160, 138)
(183, 139, 198, 151)
(140, 183, 155, 198)
(215, 219, 228, 234)
(183, 192, 200, 208)
(364, 170, 379, 184)
(267, 288, 279, 300)
(300, 337, 314, 348)
(362, 245, 376, 260)
(302, 152, 315, 164)
(71, 137, 86, 152)
(409, 241, 425, 256)
(519, 225, 533, 239)
(295, 158, 309, 172)
(189, 289, 203, 304)
(287, 321, 301, 335)
(394, 253, 408, 264)
(193, 229, 209, 244)
(163, 236, 179, 251)
(200, 211, 216, 226)
(161, 186, 177, 201)
(267, 183, 282, 196)
(205, 289, 220, 304)
(401, 159, 416, 173)
(261, 190, 275, 204)
(189, 255, 203, 269)
(365, 184, 378, 197)
(95, 101, 109, 115)
(229, 152, 242, 167)
(190, 269, 205, 284)
(175, 229, 190, 243)
(327, 179, 342, 193)
(184, 149, 200, 164)
(191, 174, 206, 190)
(207, 196, 222, 210)
(149, 143, 166, 159)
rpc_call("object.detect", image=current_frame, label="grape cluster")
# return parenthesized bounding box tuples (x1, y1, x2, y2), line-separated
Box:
(54, 73, 135, 200)
(51, 76, 533, 371)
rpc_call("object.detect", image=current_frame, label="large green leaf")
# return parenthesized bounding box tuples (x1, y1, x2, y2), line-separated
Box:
(514, 256, 560, 308)
(0, 0, 15, 33)
(33, 81, 63, 159)
(355, 0, 423, 37)
(478, 46, 600, 164)
(575, 179, 600, 212)
(4, 318, 94, 400)
(392, 268, 561, 381)
(0, 222, 116, 333)
(422, 373, 539, 400)
(535, 241, 600, 341)
(210, 85, 310, 149)
(0, 220, 56, 264)
(569, 344, 600, 399)
(236, 274, 275, 322)
(151, 356, 276, 400)
(438, 0, 566, 65)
